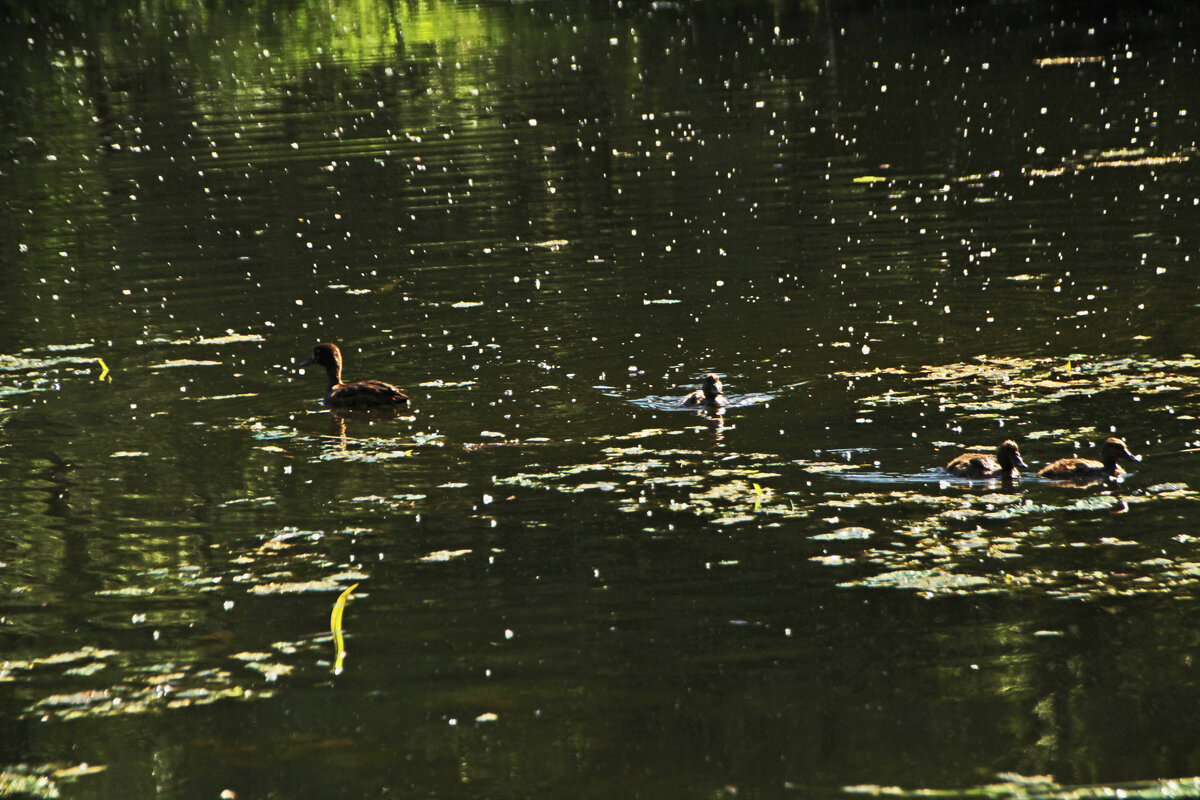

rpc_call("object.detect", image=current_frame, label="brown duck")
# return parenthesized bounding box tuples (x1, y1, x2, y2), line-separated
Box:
(945, 439, 1027, 479)
(299, 343, 409, 408)
(682, 374, 728, 408)
(1037, 437, 1140, 480)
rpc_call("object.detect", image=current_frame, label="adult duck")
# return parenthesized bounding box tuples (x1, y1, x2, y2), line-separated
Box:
(682, 374, 728, 408)
(945, 439, 1027, 479)
(299, 342, 409, 408)
(1037, 436, 1140, 480)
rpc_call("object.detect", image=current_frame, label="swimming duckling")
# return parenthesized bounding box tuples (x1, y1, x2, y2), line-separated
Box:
(682, 374, 728, 408)
(1037, 437, 1140, 480)
(945, 439, 1027, 479)
(299, 342, 409, 408)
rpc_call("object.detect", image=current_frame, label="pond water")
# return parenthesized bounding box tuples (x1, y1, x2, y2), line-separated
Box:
(3, 0, 1200, 797)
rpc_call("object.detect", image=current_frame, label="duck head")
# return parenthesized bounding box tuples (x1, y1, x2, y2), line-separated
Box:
(300, 343, 344, 382)
(1100, 437, 1140, 467)
(702, 374, 724, 399)
(998, 439, 1028, 470)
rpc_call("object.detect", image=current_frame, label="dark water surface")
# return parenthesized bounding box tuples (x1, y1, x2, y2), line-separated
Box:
(3, 0, 1200, 797)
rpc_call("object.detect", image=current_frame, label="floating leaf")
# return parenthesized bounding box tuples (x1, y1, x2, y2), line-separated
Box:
(330, 583, 359, 676)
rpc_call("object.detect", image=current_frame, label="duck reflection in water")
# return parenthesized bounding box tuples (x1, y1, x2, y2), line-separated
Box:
(682, 374, 728, 409)
(299, 342, 410, 408)
(944, 439, 1027, 480)
(1038, 436, 1141, 481)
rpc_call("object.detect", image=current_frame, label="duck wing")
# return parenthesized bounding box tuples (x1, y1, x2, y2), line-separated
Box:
(328, 380, 410, 407)
(1037, 458, 1101, 478)
(946, 452, 997, 476)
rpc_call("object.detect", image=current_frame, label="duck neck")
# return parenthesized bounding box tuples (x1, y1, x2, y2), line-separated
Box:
(324, 363, 343, 388)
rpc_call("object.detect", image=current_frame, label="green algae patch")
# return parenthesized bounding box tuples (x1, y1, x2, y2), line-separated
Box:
(495, 438, 845, 527)
(844, 773, 1200, 799)
(840, 569, 997, 594)
(808, 478, 1200, 600)
(0, 762, 106, 799)
(170, 332, 265, 346)
(147, 359, 224, 369)
(27, 665, 262, 722)
(0, 348, 110, 397)
(418, 549, 472, 563)
(845, 354, 1200, 415)
(812, 527, 875, 541)
(249, 580, 349, 595)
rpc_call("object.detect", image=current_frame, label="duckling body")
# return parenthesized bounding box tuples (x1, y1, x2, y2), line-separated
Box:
(1037, 437, 1140, 479)
(945, 439, 1027, 479)
(300, 343, 409, 408)
(682, 374, 728, 408)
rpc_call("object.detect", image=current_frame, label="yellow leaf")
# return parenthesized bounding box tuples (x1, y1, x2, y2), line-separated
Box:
(330, 583, 359, 675)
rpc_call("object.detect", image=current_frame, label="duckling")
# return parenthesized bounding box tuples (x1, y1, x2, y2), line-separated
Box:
(682, 374, 728, 408)
(1037, 436, 1140, 480)
(945, 439, 1027, 479)
(299, 342, 409, 408)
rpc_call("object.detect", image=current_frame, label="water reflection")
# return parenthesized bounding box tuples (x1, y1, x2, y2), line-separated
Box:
(4, 0, 1200, 796)
(630, 392, 773, 412)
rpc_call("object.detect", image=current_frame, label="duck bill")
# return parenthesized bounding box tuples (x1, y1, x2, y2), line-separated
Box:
(298, 357, 315, 370)
(1123, 449, 1142, 463)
